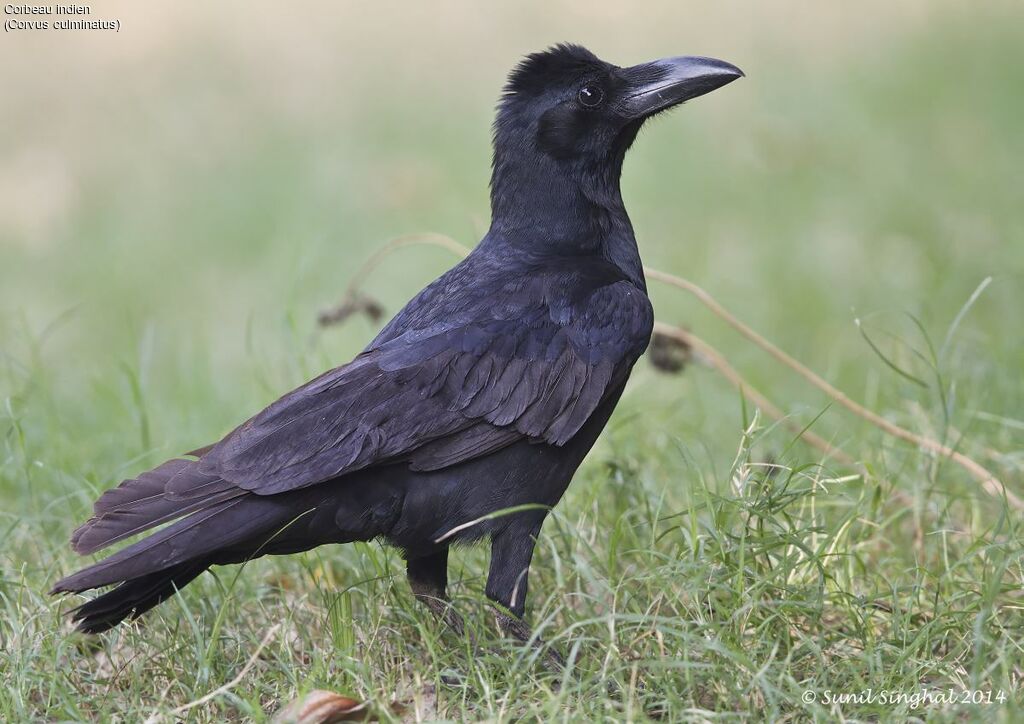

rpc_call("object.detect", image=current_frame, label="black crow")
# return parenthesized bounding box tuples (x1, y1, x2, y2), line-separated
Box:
(52, 44, 742, 662)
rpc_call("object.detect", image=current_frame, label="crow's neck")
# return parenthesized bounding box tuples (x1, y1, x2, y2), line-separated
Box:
(487, 150, 645, 290)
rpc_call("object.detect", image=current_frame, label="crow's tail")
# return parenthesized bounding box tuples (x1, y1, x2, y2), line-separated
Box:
(64, 559, 211, 634)
(51, 496, 278, 632)
(51, 453, 330, 632)
(51, 491, 322, 632)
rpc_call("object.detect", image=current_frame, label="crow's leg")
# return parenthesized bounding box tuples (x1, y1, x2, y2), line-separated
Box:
(407, 548, 468, 639)
(486, 519, 566, 672)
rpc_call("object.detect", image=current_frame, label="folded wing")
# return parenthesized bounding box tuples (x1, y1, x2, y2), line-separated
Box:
(196, 279, 652, 495)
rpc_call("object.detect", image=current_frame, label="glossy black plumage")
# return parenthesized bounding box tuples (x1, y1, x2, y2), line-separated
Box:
(52, 44, 742, 645)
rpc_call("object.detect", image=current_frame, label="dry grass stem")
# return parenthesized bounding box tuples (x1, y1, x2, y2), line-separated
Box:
(145, 623, 281, 722)
(644, 268, 1021, 510)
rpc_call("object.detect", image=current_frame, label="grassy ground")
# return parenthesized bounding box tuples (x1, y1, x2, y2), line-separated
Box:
(2, 2, 1024, 721)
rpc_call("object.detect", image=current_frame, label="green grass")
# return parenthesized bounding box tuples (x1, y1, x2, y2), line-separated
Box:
(2, 4, 1024, 721)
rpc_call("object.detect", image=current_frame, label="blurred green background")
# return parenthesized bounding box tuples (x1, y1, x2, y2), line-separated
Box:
(2, 2, 1024, 718)
(2, 0, 1022, 470)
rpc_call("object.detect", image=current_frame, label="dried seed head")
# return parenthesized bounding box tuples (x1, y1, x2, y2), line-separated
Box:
(318, 292, 386, 327)
(648, 328, 692, 374)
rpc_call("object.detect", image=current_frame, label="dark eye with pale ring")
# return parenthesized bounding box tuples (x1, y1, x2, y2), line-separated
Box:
(577, 83, 604, 108)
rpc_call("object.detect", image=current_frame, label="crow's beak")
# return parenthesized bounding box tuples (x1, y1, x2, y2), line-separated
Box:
(621, 56, 743, 119)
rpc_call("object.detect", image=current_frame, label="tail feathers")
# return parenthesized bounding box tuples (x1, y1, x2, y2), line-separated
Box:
(54, 457, 327, 633)
(70, 489, 242, 556)
(54, 496, 264, 593)
(71, 457, 238, 555)
(67, 560, 209, 634)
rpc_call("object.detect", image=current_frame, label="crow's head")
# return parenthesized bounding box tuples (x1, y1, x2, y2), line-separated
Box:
(493, 44, 742, 179)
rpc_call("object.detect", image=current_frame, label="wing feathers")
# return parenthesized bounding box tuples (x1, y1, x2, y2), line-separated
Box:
(71, 458, 242, 555)
(193, 276, 652, 495)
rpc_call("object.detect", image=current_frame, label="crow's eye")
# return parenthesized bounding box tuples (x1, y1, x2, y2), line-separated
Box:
(577, 83, 604, 108)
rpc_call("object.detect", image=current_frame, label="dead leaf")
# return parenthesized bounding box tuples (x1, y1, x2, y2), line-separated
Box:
(272, 690, 367, 723)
